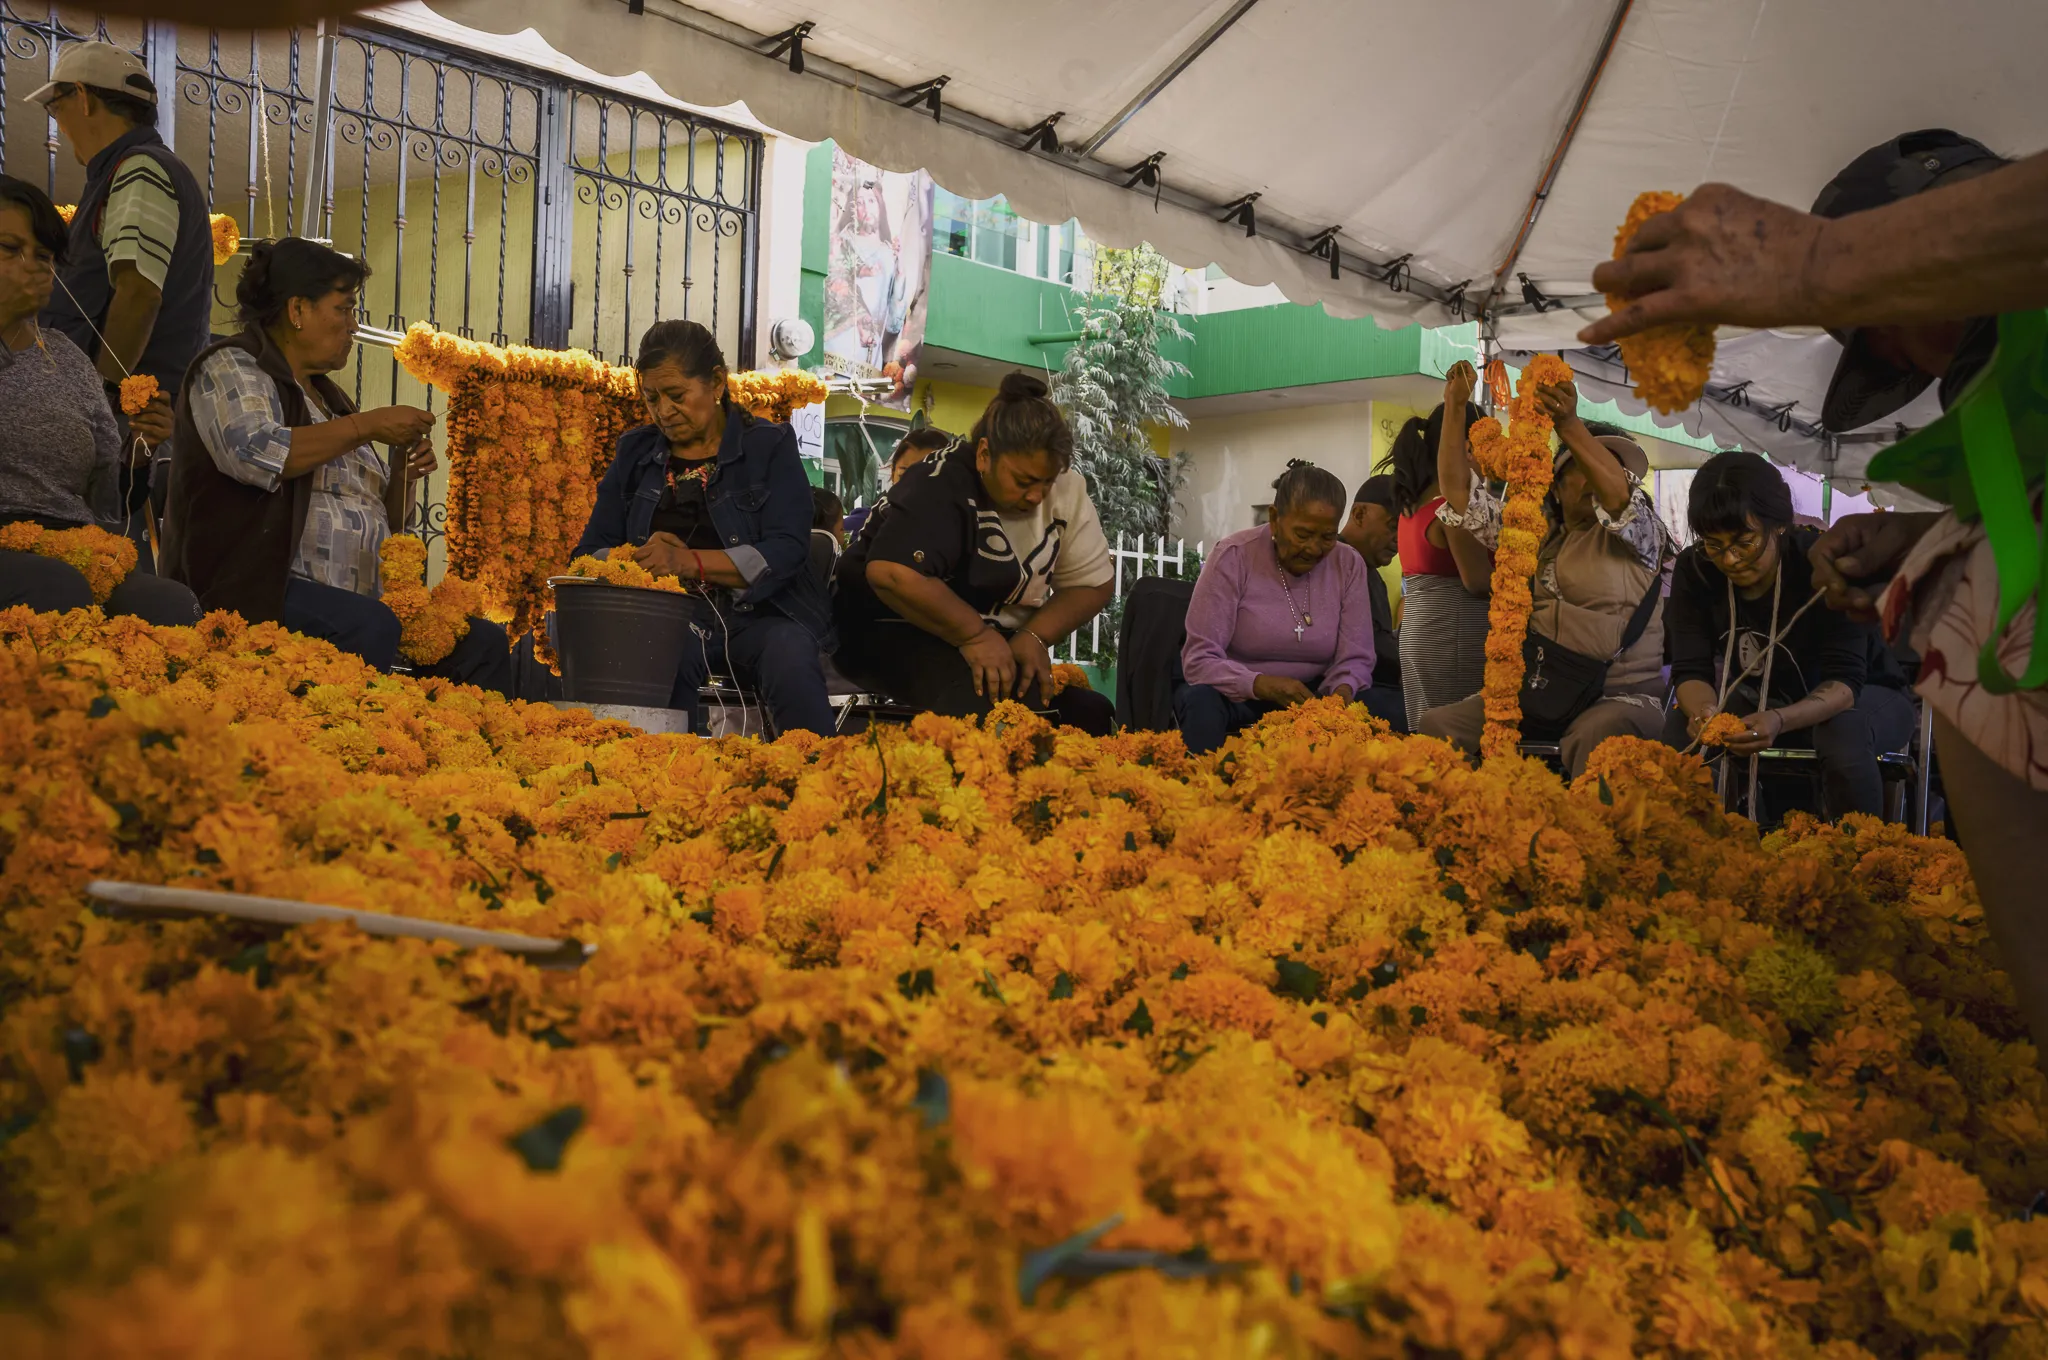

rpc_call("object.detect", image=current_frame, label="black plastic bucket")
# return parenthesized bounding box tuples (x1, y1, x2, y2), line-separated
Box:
(548, 577, 694, 708)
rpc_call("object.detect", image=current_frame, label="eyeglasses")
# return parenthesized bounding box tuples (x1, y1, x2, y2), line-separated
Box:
(1699, 531, 1767, 569)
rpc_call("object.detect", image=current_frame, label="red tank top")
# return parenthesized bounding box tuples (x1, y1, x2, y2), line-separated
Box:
(1399, 497, 1461, 577)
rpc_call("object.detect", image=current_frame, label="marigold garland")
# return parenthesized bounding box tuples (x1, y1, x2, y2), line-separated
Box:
(377, 534, 484, 666)
(1050, 662, 1091, 694)
(725, 369, 829, 424)
(0, 604, 2042, 1357)
(116, 374, 159, 416)
(55, 203, 76, 226)
(1465, 353, 1573, 759)
(0, 520, 135, 602)
(395, 325, 823, 656)
(1607, 192, 1717, 414)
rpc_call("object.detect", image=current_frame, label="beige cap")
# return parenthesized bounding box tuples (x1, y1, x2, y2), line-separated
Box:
(28, 41, 157, 107)
(1555, 434, 1650, 481)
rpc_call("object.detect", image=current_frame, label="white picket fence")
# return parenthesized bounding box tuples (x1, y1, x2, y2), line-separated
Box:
(1048, 533, 1206, 669)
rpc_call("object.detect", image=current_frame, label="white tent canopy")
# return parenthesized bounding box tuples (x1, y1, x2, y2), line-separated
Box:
(425, 0, 2046, 482)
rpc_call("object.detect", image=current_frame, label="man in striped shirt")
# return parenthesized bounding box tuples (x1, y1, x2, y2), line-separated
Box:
(33, 42, 215, 559)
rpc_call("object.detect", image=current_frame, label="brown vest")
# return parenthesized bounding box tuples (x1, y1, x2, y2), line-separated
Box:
(163, 330, 404, 623)
(1530, 519, 1668, 695)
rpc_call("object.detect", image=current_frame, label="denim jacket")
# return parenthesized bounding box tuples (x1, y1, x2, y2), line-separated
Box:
(573, 411, 833, 645)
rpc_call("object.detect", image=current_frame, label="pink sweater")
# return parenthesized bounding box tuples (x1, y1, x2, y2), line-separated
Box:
(1180, 525, 1377, 702)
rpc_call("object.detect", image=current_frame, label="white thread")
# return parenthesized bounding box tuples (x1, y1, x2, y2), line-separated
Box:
(50, 270, 151, 543)
(1703, 0, 1768, 179)
(254, 34, 277, 241)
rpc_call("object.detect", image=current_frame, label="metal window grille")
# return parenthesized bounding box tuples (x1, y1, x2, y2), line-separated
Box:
(1, 5, 763, 557)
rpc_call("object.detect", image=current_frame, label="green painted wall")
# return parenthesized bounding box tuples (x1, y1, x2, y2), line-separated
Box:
(1161, 305, 1425, 398)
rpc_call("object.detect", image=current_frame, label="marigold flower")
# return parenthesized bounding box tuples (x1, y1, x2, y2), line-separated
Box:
(209, 212, 241, 267)
(1606, 191, 1717, 413)
(117, 373, 160, 416)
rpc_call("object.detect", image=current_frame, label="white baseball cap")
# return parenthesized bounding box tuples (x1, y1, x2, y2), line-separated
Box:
(28, 41, 158, 107)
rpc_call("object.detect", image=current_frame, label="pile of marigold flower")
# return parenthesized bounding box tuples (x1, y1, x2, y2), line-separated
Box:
(2, 603, 2045, 1360)
(0, 523, 135, 603)
(395, 325, 827, 655)
(1466, 354, 1573, 757)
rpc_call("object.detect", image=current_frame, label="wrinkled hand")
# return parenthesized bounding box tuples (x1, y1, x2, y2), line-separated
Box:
(128, 393, 174, 456)
(1535, 379, 1581, 427)
(1808, 511, 1942, 620)
(1010, 629, 1054, 708)
(1685, 706, 1714, 742)
(359, 404, 436, 447)
(960, 626, 1015, 701)
(1579, 183, 1829, 344)
(1330, 684, 1355, 704)
(1720, 709, 1784, 757)
(1444, 359, 1478, 410)
(1253, 674, 1315, 707)
(634, 531, 696, 578)
(402, 437, 439, 481)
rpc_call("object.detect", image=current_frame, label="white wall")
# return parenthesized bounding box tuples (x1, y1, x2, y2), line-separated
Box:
(1172, 400, 1383, 545)
(757, 130, 815, 371)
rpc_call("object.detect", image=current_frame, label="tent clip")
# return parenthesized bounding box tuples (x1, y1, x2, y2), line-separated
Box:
(1517, 274, 1563, 314)
(763, 21, 814, 75)
(897, 75, 950, 122)
(1378, 254, 1414, 293)
(1020, 113, 1064, 155)
(1445, 279, 1475, 321)
(1122, 152, 1167, 208)
(1302, 226, 1342, 281)
(1218, 193, 1260, 239)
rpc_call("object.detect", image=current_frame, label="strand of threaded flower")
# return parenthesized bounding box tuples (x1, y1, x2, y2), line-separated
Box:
(1469, 354, 1572, 759)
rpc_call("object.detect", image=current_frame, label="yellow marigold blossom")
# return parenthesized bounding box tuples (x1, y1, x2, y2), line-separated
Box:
(1875, 1213, 2017, 1338)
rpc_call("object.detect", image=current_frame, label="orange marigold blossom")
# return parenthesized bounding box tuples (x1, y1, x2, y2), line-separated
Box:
(1606, 191, 1717, 414)
(0, 606, 2040, 1357)
(1699, 711, 1750, 747)
(116, 373, 159, 416)
(208, 213, 241, 267)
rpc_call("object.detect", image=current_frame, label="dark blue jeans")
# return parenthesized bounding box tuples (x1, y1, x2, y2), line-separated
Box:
(282, 576, 514, 696)
(0, 546, 198, 624)
(668, 594, 833, 738)
(1174, 682, 1280, 755)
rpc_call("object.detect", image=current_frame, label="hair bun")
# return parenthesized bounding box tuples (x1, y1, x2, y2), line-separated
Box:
(997, 372, 1049, 402)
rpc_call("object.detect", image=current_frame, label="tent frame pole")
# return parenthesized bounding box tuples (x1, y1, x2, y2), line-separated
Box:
(624, 0, 1467, 313)
(1481, 0, 1636, 320)
(1073, 0, 1263, 160)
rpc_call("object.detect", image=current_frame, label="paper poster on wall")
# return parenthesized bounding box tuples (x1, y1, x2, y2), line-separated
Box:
(821, 148, 933, 411)
(790, 402, 825, 463)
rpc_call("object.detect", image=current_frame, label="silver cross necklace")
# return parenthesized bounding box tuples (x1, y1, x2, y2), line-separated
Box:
(1277, 556, 1312, 642)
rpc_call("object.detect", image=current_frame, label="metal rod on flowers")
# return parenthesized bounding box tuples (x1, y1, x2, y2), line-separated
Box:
(83, 880, 596, 970)
(354, 324, 409, 351)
